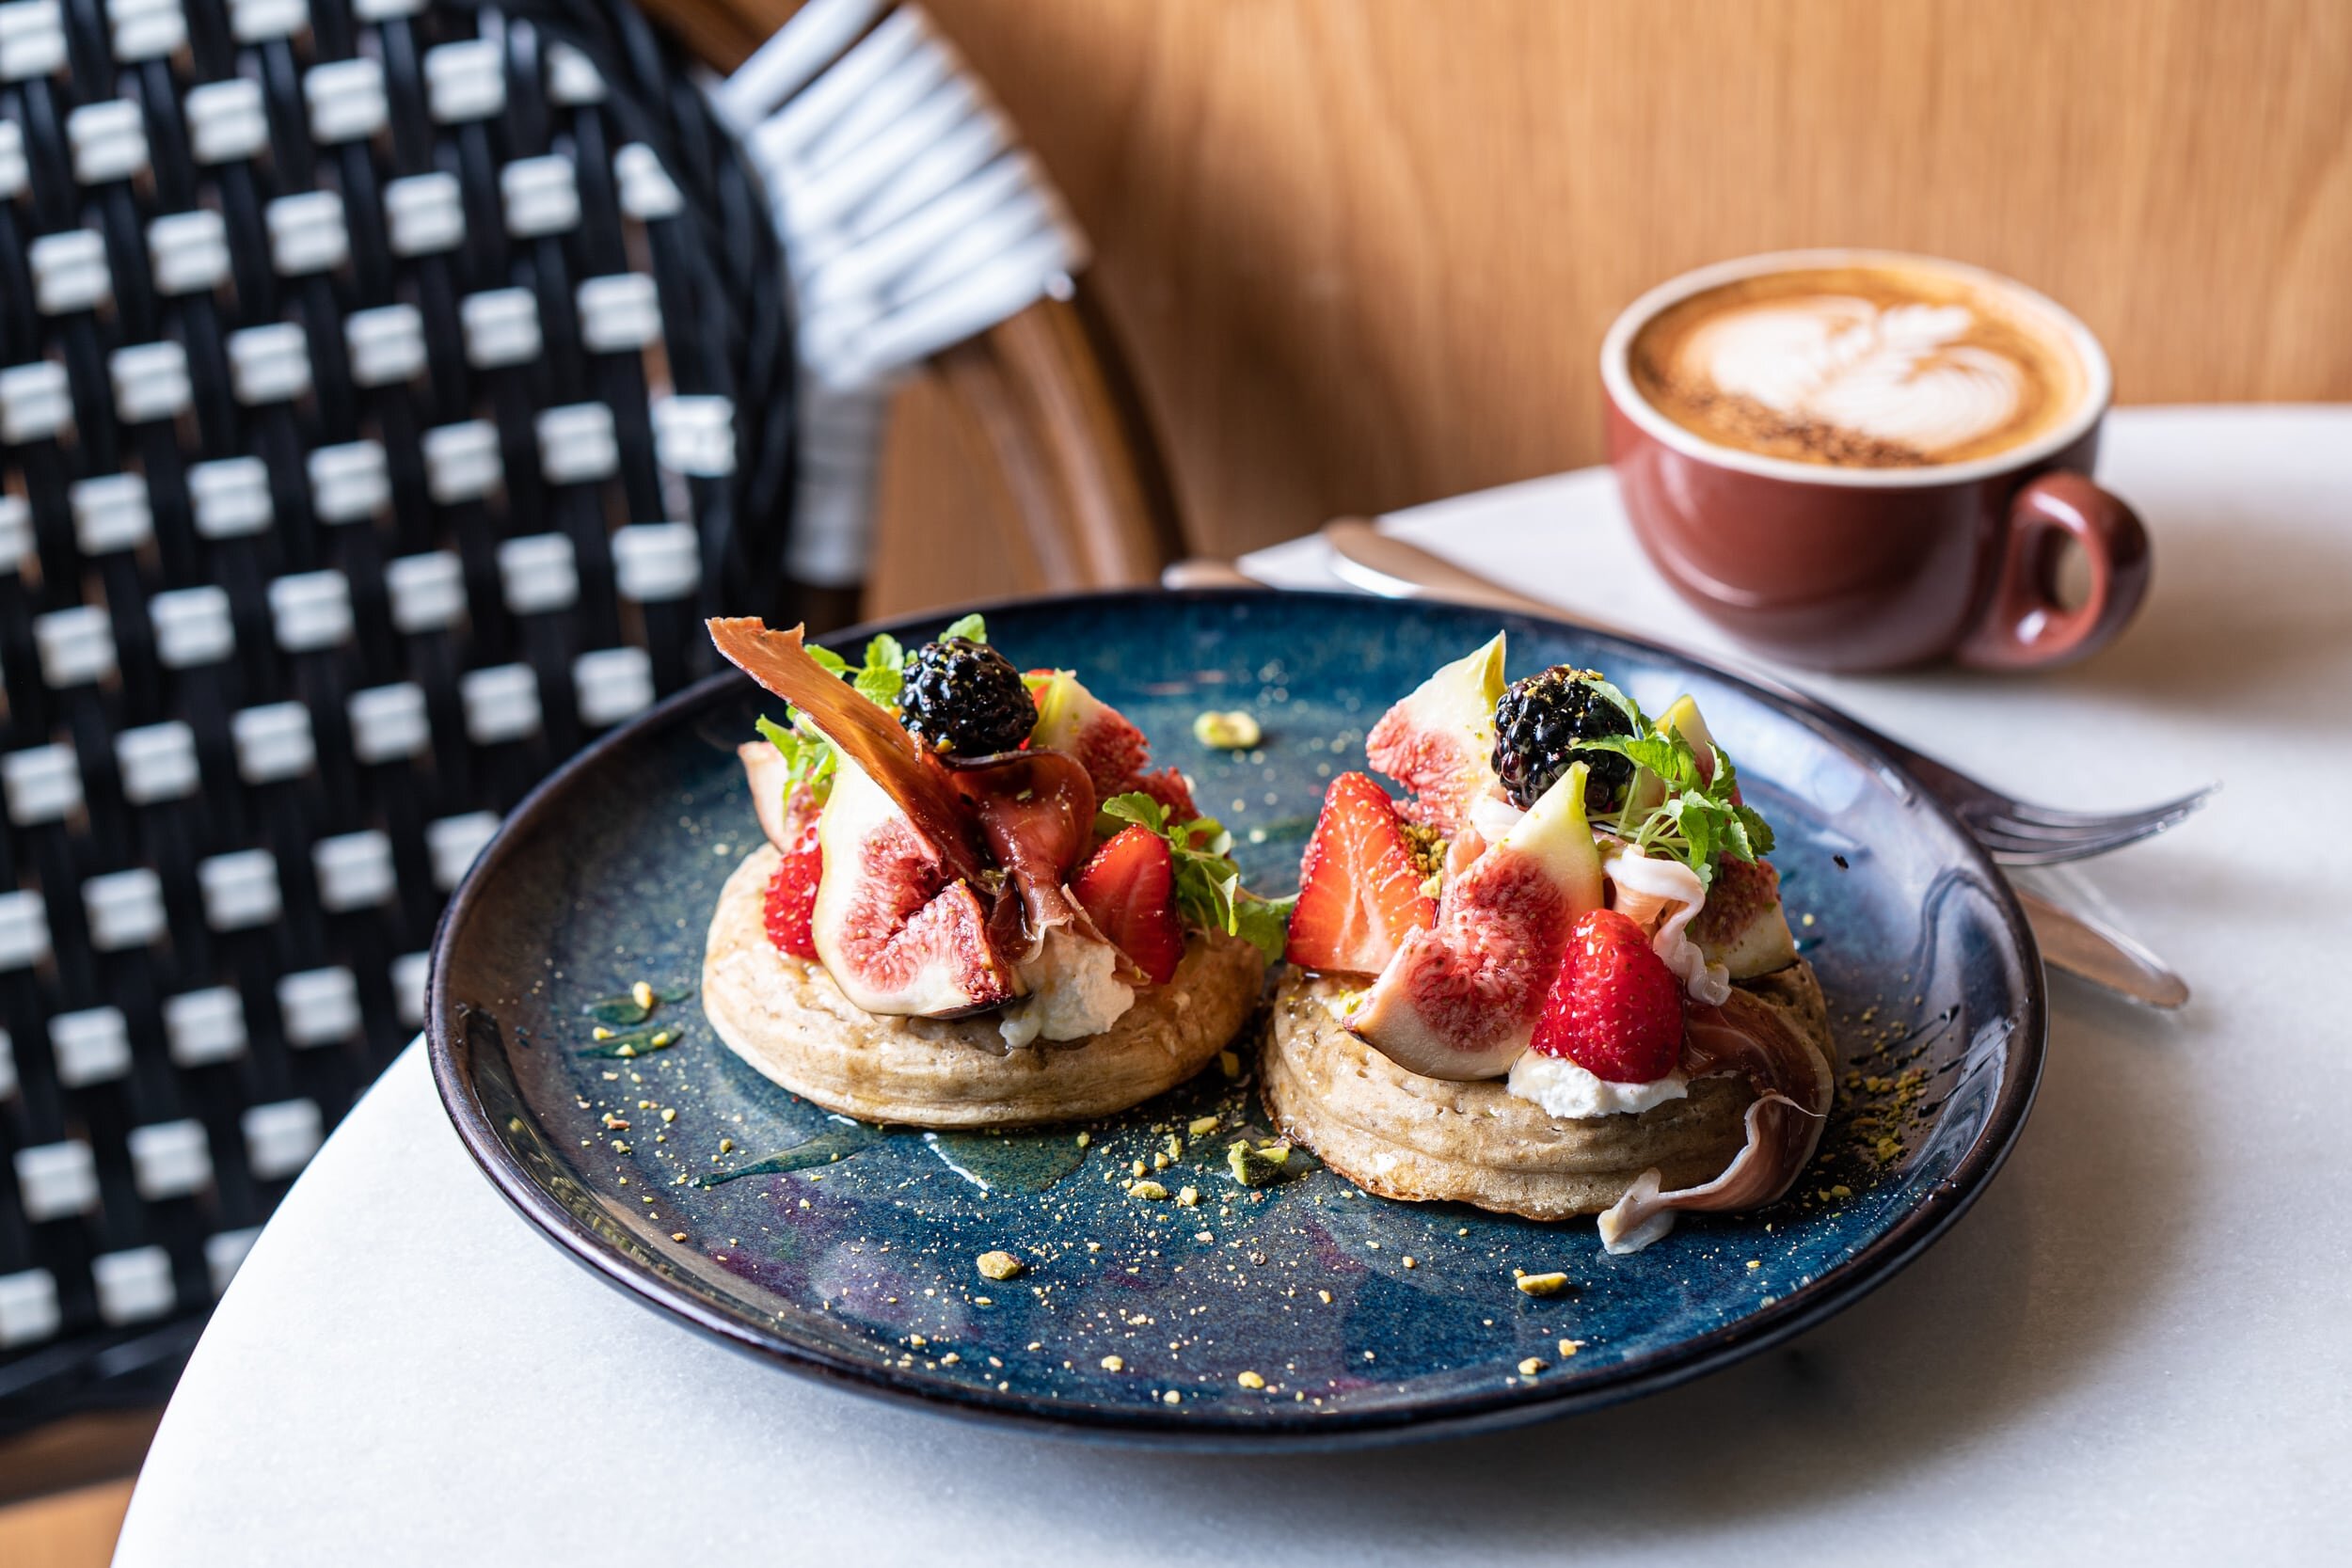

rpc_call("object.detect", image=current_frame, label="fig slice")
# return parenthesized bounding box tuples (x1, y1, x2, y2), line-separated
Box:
(1690, 853, 1798, 978)
(1365, 630, 1507, 834)
(811, 755, 1019, 1017)
(708, 617, 983, 885)
(1348, 760, 1605, 1080)
(738, 740, 796, 852)
(1025, 670, 1150, 800)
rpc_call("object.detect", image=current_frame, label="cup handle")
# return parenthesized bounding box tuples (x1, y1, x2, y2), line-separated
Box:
(1956, 470, 2151, 670)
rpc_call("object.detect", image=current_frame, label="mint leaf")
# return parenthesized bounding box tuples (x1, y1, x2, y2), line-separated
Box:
(1096, 791, 1168, 838)
(1582, 673, 1648, 736)
(940, 612, 987, 643)
(1231, 891, 1298, 963)
(805, 642, 849, 678)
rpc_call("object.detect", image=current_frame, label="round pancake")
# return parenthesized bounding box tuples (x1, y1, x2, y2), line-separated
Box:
(1260, 961, 1833, 1221)
(703, 846, 1266, 1128)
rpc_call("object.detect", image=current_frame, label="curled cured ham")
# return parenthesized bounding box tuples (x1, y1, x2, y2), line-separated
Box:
(1597, 985, 1836, 1254)
(1605, 847, 1733, 1006)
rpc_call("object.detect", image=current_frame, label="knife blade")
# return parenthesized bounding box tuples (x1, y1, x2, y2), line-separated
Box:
(2013, 888, 2190, 1007)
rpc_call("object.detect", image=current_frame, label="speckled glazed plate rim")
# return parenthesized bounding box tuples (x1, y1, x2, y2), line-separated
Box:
(428, 587, 2046, 1449)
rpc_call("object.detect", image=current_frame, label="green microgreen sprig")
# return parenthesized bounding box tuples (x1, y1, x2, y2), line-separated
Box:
(1573, 699, 1775, 886)
(1096, 791, 1295, 961)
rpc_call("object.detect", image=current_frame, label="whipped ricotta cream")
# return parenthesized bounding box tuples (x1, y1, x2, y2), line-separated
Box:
(998, 927, 1135, 1048)
(1507, 1049, 1689, 1118)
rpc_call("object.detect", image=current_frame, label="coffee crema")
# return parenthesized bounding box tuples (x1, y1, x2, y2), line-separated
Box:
(1628, 265, 2089, 468)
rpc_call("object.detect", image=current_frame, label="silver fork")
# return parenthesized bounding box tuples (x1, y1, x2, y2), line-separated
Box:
(1175, 524, 2216, 867)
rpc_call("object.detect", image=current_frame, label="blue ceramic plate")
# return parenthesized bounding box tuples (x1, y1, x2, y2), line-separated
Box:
(429, 591, 2042, 1447)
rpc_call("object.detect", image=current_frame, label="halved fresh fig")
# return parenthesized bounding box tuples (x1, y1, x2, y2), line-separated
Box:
(1365, 630, 1507, 833)
(1348, 760, 1605, 1080)
(1026, 669, 1150, 800)
(811, 755, 1018, 1016)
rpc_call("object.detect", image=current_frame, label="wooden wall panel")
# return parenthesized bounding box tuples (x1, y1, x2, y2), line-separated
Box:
(680, 0, 2352, 612)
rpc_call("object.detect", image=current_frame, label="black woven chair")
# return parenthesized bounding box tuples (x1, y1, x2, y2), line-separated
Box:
(0, 0, 794, 1429)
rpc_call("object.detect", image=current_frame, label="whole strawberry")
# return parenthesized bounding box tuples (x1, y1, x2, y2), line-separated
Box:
(1532, 909, 1683, 1083)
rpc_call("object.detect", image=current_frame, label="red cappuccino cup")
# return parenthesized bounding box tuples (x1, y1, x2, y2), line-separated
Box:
(1602, 249, 2149, 672)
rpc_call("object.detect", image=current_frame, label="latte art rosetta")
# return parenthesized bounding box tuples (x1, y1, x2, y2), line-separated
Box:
(1678, 296, 2027, 459)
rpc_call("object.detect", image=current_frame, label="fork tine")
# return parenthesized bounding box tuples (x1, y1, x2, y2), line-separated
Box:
(1990, 783, 2218, 832)
(1983, 802, 2204, 845)
(1982, 809, 2205, 865)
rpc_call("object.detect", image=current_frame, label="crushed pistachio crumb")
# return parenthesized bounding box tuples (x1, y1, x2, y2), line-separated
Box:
(1237, 1370, 1266, 1389)
(719, 1137, 735, 1154)
(1192, 710, 1262, 750)
(1100, 1354, 1125, 1371)
(1559, 1338, 1584, 1356)
(1228, 1139, 1292, 1186)
(1188, 1115, 1220, 1136)
(1516, 1271, 1569, 1297)
(1129, 1180, 1170, 1201)
(977, 1250, 1025, 1281)
(670, 1231, 687, 1243)
(1075, 1132, 1090, 1148)
(631, 981, 655, 1010)
(1177, 1186, 1200, 1207)
(1218, 1050, 1241, 1079)
(1518, 1356, 1546, 1376)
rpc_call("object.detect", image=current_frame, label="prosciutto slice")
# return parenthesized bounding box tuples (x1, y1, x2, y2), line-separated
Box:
(1605, 847, 1732, 1006)
(944, 750, 1132, 973)
(1597, 986, 1835, 1255)
(708, 618, 986, 886)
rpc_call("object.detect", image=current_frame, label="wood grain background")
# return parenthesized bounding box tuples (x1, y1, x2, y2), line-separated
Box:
(671, 0, 2352, 614)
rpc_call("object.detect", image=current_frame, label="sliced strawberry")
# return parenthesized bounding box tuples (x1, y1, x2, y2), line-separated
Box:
(1072, 824, 1184, 985)
(1133, 766, 1199, 822)
(1532, 909, 1683, 1083)
(1285, 772, 1438, 975)
(1027, 670, 1151, 800)
(762, 810, 823, 961)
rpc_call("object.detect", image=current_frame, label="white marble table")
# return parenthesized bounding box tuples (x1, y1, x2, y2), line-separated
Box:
(117, 407, 2352, 1566)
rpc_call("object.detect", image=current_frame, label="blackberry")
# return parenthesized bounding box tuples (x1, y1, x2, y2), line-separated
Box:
(1491, 666, 1638, 811)
(898, 637, 1037, 755)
